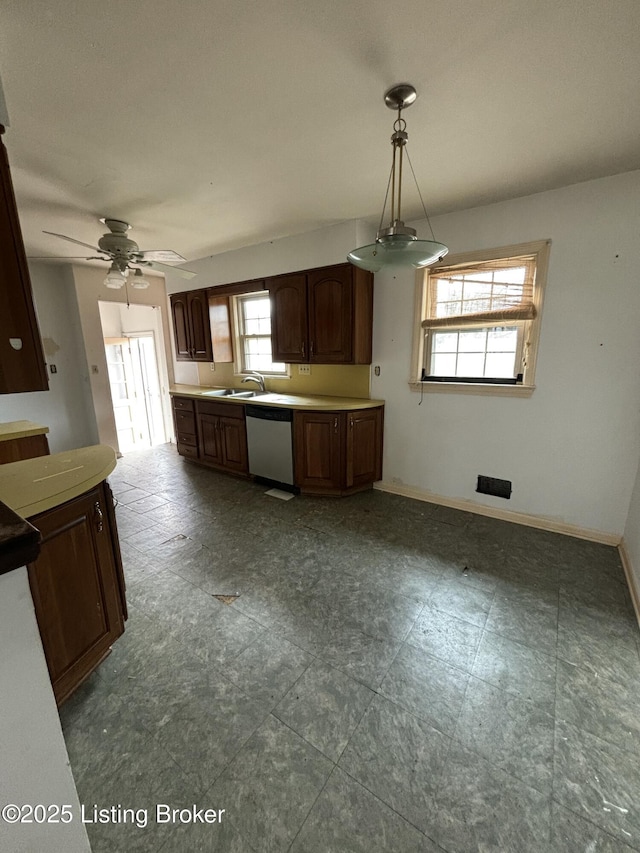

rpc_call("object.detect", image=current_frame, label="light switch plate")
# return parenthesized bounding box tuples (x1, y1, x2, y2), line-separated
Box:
(298, 364, 311, 375)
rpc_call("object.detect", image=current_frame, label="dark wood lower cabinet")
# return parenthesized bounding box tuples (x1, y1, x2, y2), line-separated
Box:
(194, 400, 249, 475)
(294, 406, 383, 495)
(346, 408, 383, 489)
(172, 395, 383, 495)
(0, 433, 49, 464)
(294, 411, 344, 492)
(27, 481, 126, 706)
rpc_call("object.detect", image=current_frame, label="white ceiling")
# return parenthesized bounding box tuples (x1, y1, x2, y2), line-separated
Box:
(2, 0, 639, 266)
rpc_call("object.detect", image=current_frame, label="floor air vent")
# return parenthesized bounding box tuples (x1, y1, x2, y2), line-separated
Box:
(476, 475, 512, 499)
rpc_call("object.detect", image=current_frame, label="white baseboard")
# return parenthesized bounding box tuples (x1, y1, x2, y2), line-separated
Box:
(374, 480, 621, 546)
(618, 540, 640, 628)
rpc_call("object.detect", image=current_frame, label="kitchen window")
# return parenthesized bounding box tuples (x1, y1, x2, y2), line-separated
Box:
(412, 240, 550, 395)
(234, 293, 287, 376)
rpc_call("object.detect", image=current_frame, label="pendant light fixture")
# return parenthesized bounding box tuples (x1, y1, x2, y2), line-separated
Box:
(348, 83, 448, 272)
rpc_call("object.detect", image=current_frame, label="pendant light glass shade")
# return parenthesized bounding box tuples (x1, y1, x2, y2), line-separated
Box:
(131, 268, 150, 289)
(348, 84, 448, 272)
(104, 264, 127, 288)
(348, 235, 448, 272)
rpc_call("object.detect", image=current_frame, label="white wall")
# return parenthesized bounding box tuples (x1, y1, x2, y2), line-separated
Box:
(371, 170, 640, 538)
(623, 457, 640, 601)
(164, 219, 362, 296)
(0, 263, 98, 452)
(0, 568, 90, 852)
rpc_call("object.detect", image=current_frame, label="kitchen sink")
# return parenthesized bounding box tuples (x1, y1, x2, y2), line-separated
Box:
(202, 389, 266, 398)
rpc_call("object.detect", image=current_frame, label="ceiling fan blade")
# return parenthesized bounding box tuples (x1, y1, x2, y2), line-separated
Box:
(28, 255, 94, 259)
(43, 231, 103, 253)
(138, 249, 187, 263)
(144, 259, 197, 279)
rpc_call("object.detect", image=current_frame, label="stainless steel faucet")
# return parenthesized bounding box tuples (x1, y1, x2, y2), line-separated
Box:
(241, 371, 266, 392)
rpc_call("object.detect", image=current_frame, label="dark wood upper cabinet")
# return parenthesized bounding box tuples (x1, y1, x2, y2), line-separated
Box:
(308, 265, 353, 363)
(269, 264, 373, 366)
(268, 274, 308, 363)
(171, 263, 372, 366)
(170, 290, 213, 362)
(171, 293, 191, 359)
(187, 290, 213, 361)
(0, 126, 48, 394)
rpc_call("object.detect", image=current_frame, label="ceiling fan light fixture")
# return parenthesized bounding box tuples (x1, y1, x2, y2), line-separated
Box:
(348, 83, 448, 272)
(131, 268, 150, 289)
(104, 263, 127, 289)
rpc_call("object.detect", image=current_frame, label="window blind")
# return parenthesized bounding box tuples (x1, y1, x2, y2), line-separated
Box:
(422, 255, 536, 329)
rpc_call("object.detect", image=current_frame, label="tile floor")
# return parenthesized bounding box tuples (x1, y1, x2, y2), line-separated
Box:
(60, 444, 640, 852)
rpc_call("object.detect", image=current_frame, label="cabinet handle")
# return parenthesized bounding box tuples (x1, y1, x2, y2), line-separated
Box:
(94, 501, 104, 533)
(310, 341, 314, 358)
(350, 416, 354, 429)
(301, 341, 305, 358)
(334, 417, 338, 433)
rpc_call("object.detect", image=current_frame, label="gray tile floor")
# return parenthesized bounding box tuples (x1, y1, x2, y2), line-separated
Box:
(60, 444, 640, 852)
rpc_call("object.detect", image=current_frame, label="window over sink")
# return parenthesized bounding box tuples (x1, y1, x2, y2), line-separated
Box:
(234, 293, 288, 376)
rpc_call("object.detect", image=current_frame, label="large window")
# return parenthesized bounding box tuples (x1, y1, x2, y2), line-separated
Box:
(413, 241, 549, 394)
(235, 293, 286, 375)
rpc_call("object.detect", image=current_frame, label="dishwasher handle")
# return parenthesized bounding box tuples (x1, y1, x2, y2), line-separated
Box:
(245, 405, 293, 422)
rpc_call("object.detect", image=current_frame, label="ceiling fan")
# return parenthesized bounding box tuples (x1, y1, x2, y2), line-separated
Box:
(40, 218, 196, 288)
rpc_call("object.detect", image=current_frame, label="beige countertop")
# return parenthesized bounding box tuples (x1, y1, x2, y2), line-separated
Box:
(170, 384, 385, 411)
(0, 445, 117, 519)
(0, 420, 49, 442)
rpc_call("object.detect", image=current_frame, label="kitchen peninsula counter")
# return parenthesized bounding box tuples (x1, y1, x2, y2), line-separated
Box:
(0, 444, 117, 518)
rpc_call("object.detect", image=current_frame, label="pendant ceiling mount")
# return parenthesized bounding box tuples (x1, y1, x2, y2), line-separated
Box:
(348, 83, 448, 273)
(383, 83, 417, 111)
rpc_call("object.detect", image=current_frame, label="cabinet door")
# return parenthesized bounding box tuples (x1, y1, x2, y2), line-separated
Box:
(187, 291, 213, 361)
(0, 130, 48, 393)
(27, 484, 125, 705)
(170, 294, 192, 360)
(268, 274, 308, 363)
(219, 415, 249, 473)
(346, 408, 383, 489)
(307, 265, 353, 363)
(293, 411, 344, 491)
(208, 294, 234, 363)
(197, 413, 223, 465)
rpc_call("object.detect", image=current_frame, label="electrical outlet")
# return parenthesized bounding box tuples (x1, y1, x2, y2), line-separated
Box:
(374, 365, 381, 376)
(210, 363, 216, 371)
(298, 364, 311, 375)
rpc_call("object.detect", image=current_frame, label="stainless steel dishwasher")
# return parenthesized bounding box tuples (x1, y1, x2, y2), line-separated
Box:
(245, 405, 294, 486)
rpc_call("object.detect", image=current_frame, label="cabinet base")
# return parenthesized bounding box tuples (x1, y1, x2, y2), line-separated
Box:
(299, 482, 375, 497)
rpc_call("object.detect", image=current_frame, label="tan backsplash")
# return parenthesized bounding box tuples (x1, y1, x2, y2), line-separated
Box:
(196, 362, 371, 398)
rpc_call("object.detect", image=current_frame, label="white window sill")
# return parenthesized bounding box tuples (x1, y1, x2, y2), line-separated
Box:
(409, 380, 535, 398)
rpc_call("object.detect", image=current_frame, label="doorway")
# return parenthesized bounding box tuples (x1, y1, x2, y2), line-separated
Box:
(99, 302, 169, 454)
(104, 334, 166, 452)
